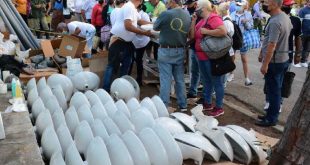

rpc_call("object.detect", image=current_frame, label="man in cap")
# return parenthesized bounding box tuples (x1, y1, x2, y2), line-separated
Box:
(256, 0, 292, 127)
(153, 0, 191, 112)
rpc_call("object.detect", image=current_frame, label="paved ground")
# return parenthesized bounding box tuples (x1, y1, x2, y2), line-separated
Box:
(225, 48, 308, 125)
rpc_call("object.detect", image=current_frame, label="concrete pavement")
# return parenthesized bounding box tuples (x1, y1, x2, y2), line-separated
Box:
(224, 48, 308, 125)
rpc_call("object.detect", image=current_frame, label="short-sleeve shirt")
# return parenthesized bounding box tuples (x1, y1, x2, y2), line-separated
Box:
(110, 1, 139, 42)
(82, 0, 96, 20)
(153, 8, 191, 46)
(68, 21, 96, 37)
(261, 12, 292, 63)
(152, 1, 166, 18)
(194, 13, 224, 61)
(298, 6, 310, 35)
(132, 11, 151, 48)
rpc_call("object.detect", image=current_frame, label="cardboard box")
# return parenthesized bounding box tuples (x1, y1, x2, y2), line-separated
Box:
(59, 35, 87, 58)
(89, 53, 109, 87)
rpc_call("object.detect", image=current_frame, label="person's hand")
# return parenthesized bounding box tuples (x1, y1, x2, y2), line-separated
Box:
(260, 64, 268, 75)
(144, 30, 154, 38)
(200, 28, 208, 35)
(294, 54, 301, 64)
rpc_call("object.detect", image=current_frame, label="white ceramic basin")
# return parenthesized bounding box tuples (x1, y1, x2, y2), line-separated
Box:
(227, 125, 267, 164)
(31, 97, 46, 120)
(140, 97, 158, 119)
(110, 78, 136, 101)
(95, 89, 114, 105)
(65, 106, 80, 137)
(121, 130, 151, 165)
(112, 110, 135, 133)
(52, 108, 67, 130)
(219, 126, 252, 164)
(77, 104, 95, 124)
(130, 108, 155, 132)
(56, 124, 74, 154)
(70, 92, 91, 109)
(37, 77, 47, 94)
(72, 71, 100, 91)
(41, 126, 62, 160)
(103, 100, 118, 117)
(44, 95, 61, 114)
(115, 99, 131, 118)
(74, 121, 94, 156)
(195, 127, 234, 161)
(90, 119, 109, 141)
(153, 123, 183, 165)
(65, 142, 84, 165)
(47, 73, 74, 101)
(50, 150, 65, 165)
(51, 85, 67, 111)
(174, 132, 221, 162)
(176, 141, 205, 165)
(26, 78, 37, 93)
(35, 111, 54, 136)
(155, 117, 185, 136)
(122, 75, 140, 99)
(151, 95, 169, 117)
(90, 102, 108, 121)
(85, 90, 102, 106)
(138, 127, 169, 165)
(106, 134, 134, 165)
(126, 97, 141, 112)
(102, 117, 122, 135)
(28, 87, 38, 107)
(86, 137, 112, 165)
(170, 112, 197, 132)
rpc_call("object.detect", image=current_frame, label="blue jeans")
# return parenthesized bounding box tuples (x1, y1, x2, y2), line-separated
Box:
(102, 40, 134, 92)
(264, 61, 289, 123)
(188, 49, 200, 96)
(84, 30, 96, 58)
(157, 48, 187, 109)
(198, 60, 225, 108)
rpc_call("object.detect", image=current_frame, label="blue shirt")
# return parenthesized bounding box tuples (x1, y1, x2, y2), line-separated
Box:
(299, 6, 310, 35)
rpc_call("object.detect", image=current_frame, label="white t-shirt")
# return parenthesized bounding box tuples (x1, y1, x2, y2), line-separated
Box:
(110, 7, 122, 27)
(110, 1, 139, 42)
(68, 21, 96, 37)
(82, 0, 96, 20)
(132, 11, 151, 48)
(74, 0, 84, 13)
(223, 15, 235, 56)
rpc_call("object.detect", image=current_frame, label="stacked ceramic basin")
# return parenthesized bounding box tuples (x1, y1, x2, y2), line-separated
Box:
(27, 74, 267, 165)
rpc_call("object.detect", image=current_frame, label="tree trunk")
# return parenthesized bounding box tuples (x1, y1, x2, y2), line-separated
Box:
(269, 67, 310, 165)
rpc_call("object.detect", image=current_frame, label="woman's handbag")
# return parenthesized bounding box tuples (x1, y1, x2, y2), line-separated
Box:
(200, 34, 232, 60)
(242, 29, 261, 50)
(101, 25, 111, 42)
(210, 53, 236, 76)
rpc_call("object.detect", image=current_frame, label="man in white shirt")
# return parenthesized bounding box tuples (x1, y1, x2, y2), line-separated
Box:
(74, 0, 85, 22)
(57, 21, 96, 58)
(102, 0, 153, 92)
(81, 0, 97, 23)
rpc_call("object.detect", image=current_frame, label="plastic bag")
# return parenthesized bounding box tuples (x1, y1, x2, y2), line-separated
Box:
(66, 56, 83, 79)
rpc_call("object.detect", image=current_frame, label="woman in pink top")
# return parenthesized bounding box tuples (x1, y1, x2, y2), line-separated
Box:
(189, 0, 227, 117)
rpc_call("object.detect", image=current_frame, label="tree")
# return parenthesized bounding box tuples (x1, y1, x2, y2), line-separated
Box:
(269, 67, 310, 165)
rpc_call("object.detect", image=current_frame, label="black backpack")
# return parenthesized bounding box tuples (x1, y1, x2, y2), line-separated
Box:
(224, 17, 243, 50)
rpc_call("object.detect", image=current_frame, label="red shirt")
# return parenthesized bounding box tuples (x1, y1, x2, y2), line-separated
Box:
(195, 13, 224, 61)
(91, 3, 104, 27)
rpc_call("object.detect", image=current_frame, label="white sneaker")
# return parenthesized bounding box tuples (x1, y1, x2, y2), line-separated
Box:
(293, 63, 302, 68)
(301, 62, 309, 68)
(264, 102, 269, 110)
(279, 104, 282, 113)
(227, 73, 234, 82)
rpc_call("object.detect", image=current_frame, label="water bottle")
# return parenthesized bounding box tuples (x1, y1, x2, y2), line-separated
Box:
(11, 78, 16, 98)
(15, 80, 22, 98)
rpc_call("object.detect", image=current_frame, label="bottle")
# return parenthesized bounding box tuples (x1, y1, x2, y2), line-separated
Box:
(11, 78, 16, 98)
(15, 80, 22, 98)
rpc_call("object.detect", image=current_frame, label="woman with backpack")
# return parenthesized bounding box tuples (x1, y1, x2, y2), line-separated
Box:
(230, 0, 254, 86)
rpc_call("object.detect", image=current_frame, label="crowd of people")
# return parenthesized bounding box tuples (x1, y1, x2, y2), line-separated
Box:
(12, 0, 310, 126)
